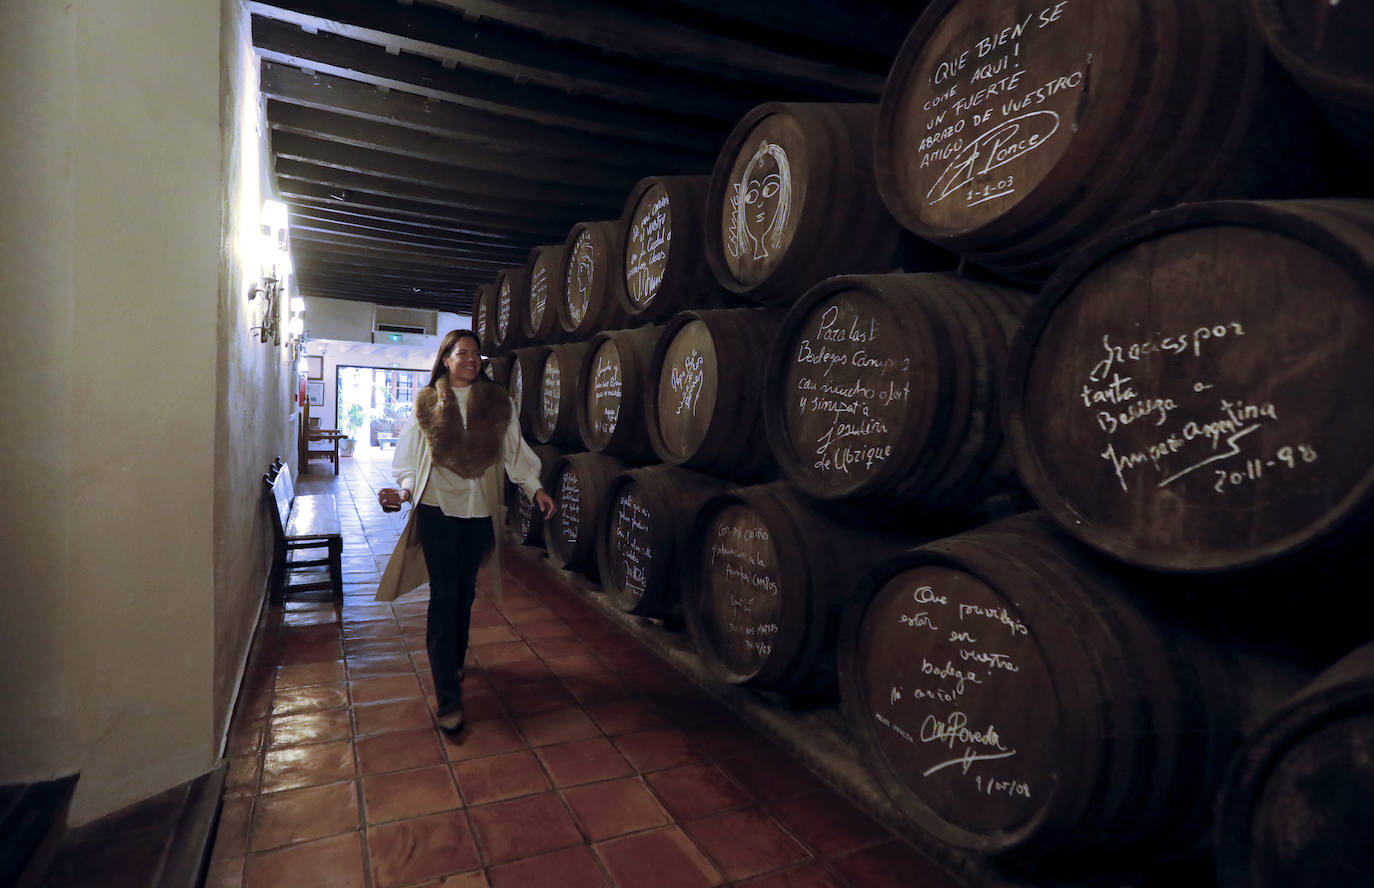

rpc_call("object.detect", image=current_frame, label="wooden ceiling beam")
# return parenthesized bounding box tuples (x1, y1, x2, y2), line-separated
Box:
(422, 0, 884, 97)
(289, 222, 525, 261)
(251, 16, 726, 149)
(247, 0, 768, 118)
(289, 218, 531, 258)
(648, 0, 919, 59)
(270, 131, 622, 210)
(299, 271, 480, 294)
(292, 253, 488, 286)
(276, 177, 570, 238)
(297, 285, 473, 312)
(266, 101, 641, 192)
(285, 204, 535, 249)
(259, 62, 712, 171)
(289, 231, 511, 268)
(301, 263, 483, 288)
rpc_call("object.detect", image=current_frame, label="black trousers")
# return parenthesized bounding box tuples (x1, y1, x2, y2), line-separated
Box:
(415, 504, 494, 715)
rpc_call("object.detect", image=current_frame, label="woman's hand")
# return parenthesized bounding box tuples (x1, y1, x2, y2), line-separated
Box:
(379, 487, 410, 512)
(534, 489, 557, 519)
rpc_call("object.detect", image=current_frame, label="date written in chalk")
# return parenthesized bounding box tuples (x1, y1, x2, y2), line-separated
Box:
(1213, 445, 1317, 492)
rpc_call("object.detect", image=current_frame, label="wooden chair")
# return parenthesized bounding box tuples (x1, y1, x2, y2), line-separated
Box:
(264, 461, 342, 602)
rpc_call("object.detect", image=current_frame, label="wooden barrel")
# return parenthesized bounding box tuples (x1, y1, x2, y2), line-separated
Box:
(506, 443, 563, 547)
(1004, 199, 1374, 573)
(684, 482, 907, 695)
(508, 346, 548, 438)
(703, 102, 906, 306)
(617, 175, 727, 322)
(764, 272, 1031, 521)
(1215, 640, 1374, 888)
(489, 266, 529, 355)
(522, 243, 568, 345)
(875, 0, 1357, 281)
(1248, 0, 1374, 161)
(533, 342, 590, 449)
(576, 324, 665, 462)
(646, 308, 783, 482)
(560, 220, 632, 338)
(544, 451, 627, 574)
(473, 283, 496, 348)
(837, 512, 1308, 859)
(484, 352, 515, 389)
(596, 465, 731, 620)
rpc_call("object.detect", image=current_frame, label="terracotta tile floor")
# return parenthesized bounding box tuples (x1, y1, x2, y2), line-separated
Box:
(205, 457, 959, 887)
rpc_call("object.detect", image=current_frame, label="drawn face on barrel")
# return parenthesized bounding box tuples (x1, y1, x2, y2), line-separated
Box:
(733, 141, 791, 261)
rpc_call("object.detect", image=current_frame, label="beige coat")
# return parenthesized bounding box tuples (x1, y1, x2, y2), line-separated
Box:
(374, 433, 506, 603)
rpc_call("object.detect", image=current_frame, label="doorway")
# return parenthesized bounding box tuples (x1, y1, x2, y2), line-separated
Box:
(336, 365, 428, 461)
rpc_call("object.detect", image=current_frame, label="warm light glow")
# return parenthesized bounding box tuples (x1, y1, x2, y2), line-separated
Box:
(289, 316, 304, 337)
(290, 297, 306, 314)
(262, 199, 289, 232)
(298, 357, 308, 372)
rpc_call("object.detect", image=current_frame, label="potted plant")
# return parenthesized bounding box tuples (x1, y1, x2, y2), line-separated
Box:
(339, 403, 365, 457)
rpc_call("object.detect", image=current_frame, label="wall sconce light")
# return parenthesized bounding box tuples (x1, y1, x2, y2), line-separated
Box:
(249, 199, 293, 346)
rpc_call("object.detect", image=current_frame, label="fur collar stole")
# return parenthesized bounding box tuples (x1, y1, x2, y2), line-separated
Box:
(414, 376, 511, 478)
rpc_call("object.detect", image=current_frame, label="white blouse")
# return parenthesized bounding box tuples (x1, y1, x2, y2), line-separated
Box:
(392, 385, 544, 518)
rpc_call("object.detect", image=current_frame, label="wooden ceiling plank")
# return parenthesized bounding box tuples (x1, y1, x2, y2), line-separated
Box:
(251, 16, 727, 148)
(277, 178, 570, 237)
(266, 100, 640, 191)
(285, 204, 535, 248)
(421, 0, 884, 96)
(298, 286, 473, 312)
(290, 231, 513, 268)
(270, 131, 623, 210)
(247, 0, 769, 117)
(259, 61, 712, 171)
(290, 222, 520, 259)
(286, 212, 533, 255)
(645, 0, 919, 58)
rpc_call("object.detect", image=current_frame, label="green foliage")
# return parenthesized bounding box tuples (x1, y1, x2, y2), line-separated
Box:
(343, 403, 366, 436)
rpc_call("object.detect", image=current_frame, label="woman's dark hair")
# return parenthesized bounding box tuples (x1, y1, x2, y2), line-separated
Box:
(428, 329, 483, 386)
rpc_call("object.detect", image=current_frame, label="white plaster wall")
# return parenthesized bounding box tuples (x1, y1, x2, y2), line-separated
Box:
(0, 0, 228, 826)
(212, 0, 298, 746)
(0, 0, 82, 781)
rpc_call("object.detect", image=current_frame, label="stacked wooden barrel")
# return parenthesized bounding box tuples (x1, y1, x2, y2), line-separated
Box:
(837, 513, 1311, 860)
(596, 465, 731, 620)
(1215, 640, 1374, 888)
(455, 6, 1374, 880)
(1003, 200, 1374, 573)
(873, 0, 1362, 282)
(764, 272, 1030, 522)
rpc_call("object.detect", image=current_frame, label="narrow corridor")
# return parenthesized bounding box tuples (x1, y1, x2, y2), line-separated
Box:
(202, 454, 956, 887)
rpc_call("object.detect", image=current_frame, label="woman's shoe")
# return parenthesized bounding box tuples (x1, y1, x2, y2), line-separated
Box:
(437, 709, 465, 735)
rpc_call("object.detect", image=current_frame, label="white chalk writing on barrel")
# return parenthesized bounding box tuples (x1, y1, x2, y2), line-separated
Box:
(916, 1, 1075, 211)
(530, 261, 548, 328)
(541, 356, 561, 428)
(727, 140, 792, 261)
(592, 350, 622, 435)
(566, 230, 594, 326)
(498, 280, 511, 339)
(707, 509, 781, 668)
(612, 490, 652, 596)
(671, 347, 706, 417)
(511, 363, 523, 413)
(873, 577, 1034, 802)
(1072, 322, 1320, 494)
(626, 188, 671, 305)
(559, 469, 581, 543)
(788, 299, 909, 480)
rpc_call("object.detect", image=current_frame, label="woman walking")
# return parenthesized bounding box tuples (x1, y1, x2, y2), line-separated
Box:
(377, 329, 556, 735)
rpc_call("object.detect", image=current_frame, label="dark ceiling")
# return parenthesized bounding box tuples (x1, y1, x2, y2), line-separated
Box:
(252, 0, 925, 313)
